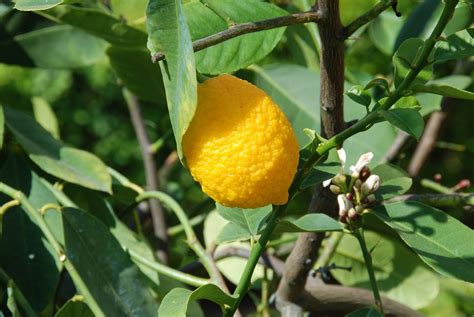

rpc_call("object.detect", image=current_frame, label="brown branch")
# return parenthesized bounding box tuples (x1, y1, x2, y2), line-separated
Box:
(408, 109, 448, 177)
(123, 89, 168, 263)
(385, 193, 474, 207)
(218, 248, 422, 317)
(341, 0, 398, 39)
(276, 2, 344, 316)
(151, 10, 323, 62)
(382, 131, 410, 162)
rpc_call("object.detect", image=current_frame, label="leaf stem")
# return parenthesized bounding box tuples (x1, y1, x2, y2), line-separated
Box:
(136, 191, 220, 284)
(128, 249, 210, 287)
(354, 227, 383, 313)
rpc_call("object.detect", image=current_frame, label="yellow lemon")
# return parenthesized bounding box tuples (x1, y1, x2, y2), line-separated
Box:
(183, 74, 299, 209)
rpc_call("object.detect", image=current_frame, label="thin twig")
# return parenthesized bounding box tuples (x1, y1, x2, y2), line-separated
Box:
(123, 89, 169, 263)
(151, 10, 323, 62)
(341, 0, 398, 39)
(382, 131, 410, 162)
(385, 193, 474, 207)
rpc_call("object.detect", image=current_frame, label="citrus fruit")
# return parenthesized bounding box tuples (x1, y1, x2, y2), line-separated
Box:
(183, 74, 299, 209)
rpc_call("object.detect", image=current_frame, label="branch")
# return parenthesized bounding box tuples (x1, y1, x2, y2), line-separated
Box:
(151, 10, 322, 62)
(214, 246, 422, 317)
(123, 89, 169, 264)
(386, 193, 474, 207)
(382, 131, 410, 162)
(341, 0, 398, 39)
(276, 1, 345, 315)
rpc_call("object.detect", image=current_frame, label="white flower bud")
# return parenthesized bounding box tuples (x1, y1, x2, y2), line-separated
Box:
(350, 152, 374, 178)
(361, 174, 380, 196)
(337, 194, 353, 216)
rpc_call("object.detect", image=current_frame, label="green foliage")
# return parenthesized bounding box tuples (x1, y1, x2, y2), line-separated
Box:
(146, 0, 197, 161)
(158, 284, 236, 317)
(374, 202, 474, 283)
(4, 107, 112, 193)
(185, 0, 287, 74)
(55, 298, 94, 317)
(0, 0, 472, 315)
(332, 231, 439, 309)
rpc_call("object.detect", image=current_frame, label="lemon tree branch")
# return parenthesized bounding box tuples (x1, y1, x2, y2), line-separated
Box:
(224, 0, 458, 315)
(151, 10, 323, 62)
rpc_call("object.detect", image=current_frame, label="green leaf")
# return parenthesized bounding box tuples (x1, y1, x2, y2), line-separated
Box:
(55, 298, 94, 317)
(32, 97, 60, 139)
(374, 201, 474, 283)
(0, 154, 61, 312)
(216, 203, 272, 237)
(57, 208, 158, 317)
(393, 96, 421, 111)
(435, 29, 474, 63)
(0, 104, 3, 150)
(381, 108, 424, 140)
(346, 307, 383, 317)
(14, 25, 107, 69)
(444, 2, 473, 36)
(393, 38, 433, 88)
(204, 210, 267, 285)
(216, 222, 253, 244)
(275, 214, 343, 234)
(412, 75, 474, 100)
(394, 0, 441, 51)
(107, 46, 166, 104)
(158, 284, 236, 317)
(44, 5, 147, 47)
(110, 0, 148, 24)
(184, 0, 287, 74)
(346, 85, 371, 107)
(147, 0, 197, 161)
(369, 12, 404, 55)
(4, 107, 112, 193)
(371, 163, 412, 200)
(340, 0, 378, 26)
(332, 231, 439, 309)
(364, 78, 390, 94)
(14, 0, 62, 11)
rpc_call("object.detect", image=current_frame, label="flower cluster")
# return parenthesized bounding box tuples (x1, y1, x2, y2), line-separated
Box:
(323, 149, 381, 224)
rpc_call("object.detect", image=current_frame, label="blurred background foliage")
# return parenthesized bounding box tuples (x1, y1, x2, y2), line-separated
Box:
(0, 0, 473, 316)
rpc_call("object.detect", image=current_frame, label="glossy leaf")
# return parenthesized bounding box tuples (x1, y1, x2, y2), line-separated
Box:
(332, 231, 439, 309)
(0, 155, 61, 312)
(32, 97, 60, 139)
(393, 38, 433, 88)
(14, 0, 62, 11)
(371, 163, 412, 200)
(216, 222, 252, 244)
(44, 5, 147, 47)
(444, 2, 473, 36)
(158, 284, 236, 317)
(435, 29, 474, 63)
(301, 149, 341, 189)
(346, 307, 383, 317)
(107, 46, 166, 103)
(374, 201, 474, 283)
(55, 298, 94, 317)
(147, 0, 197, 160)
(381, 108, 424, 140)
(4, 107, 112, 193)
(204, 210, 267, 285)
(184, 0, 287, 74)
(346, 85, 371, 106)
(216, 203, 272, 237)
(275, 214, 343, 234)
(57, 208, 158, 317)
(412, 75, 474, 100)
(15, 25, 107, 69)
(369, 12, 403, 55)
(394, 0, 440, 51)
